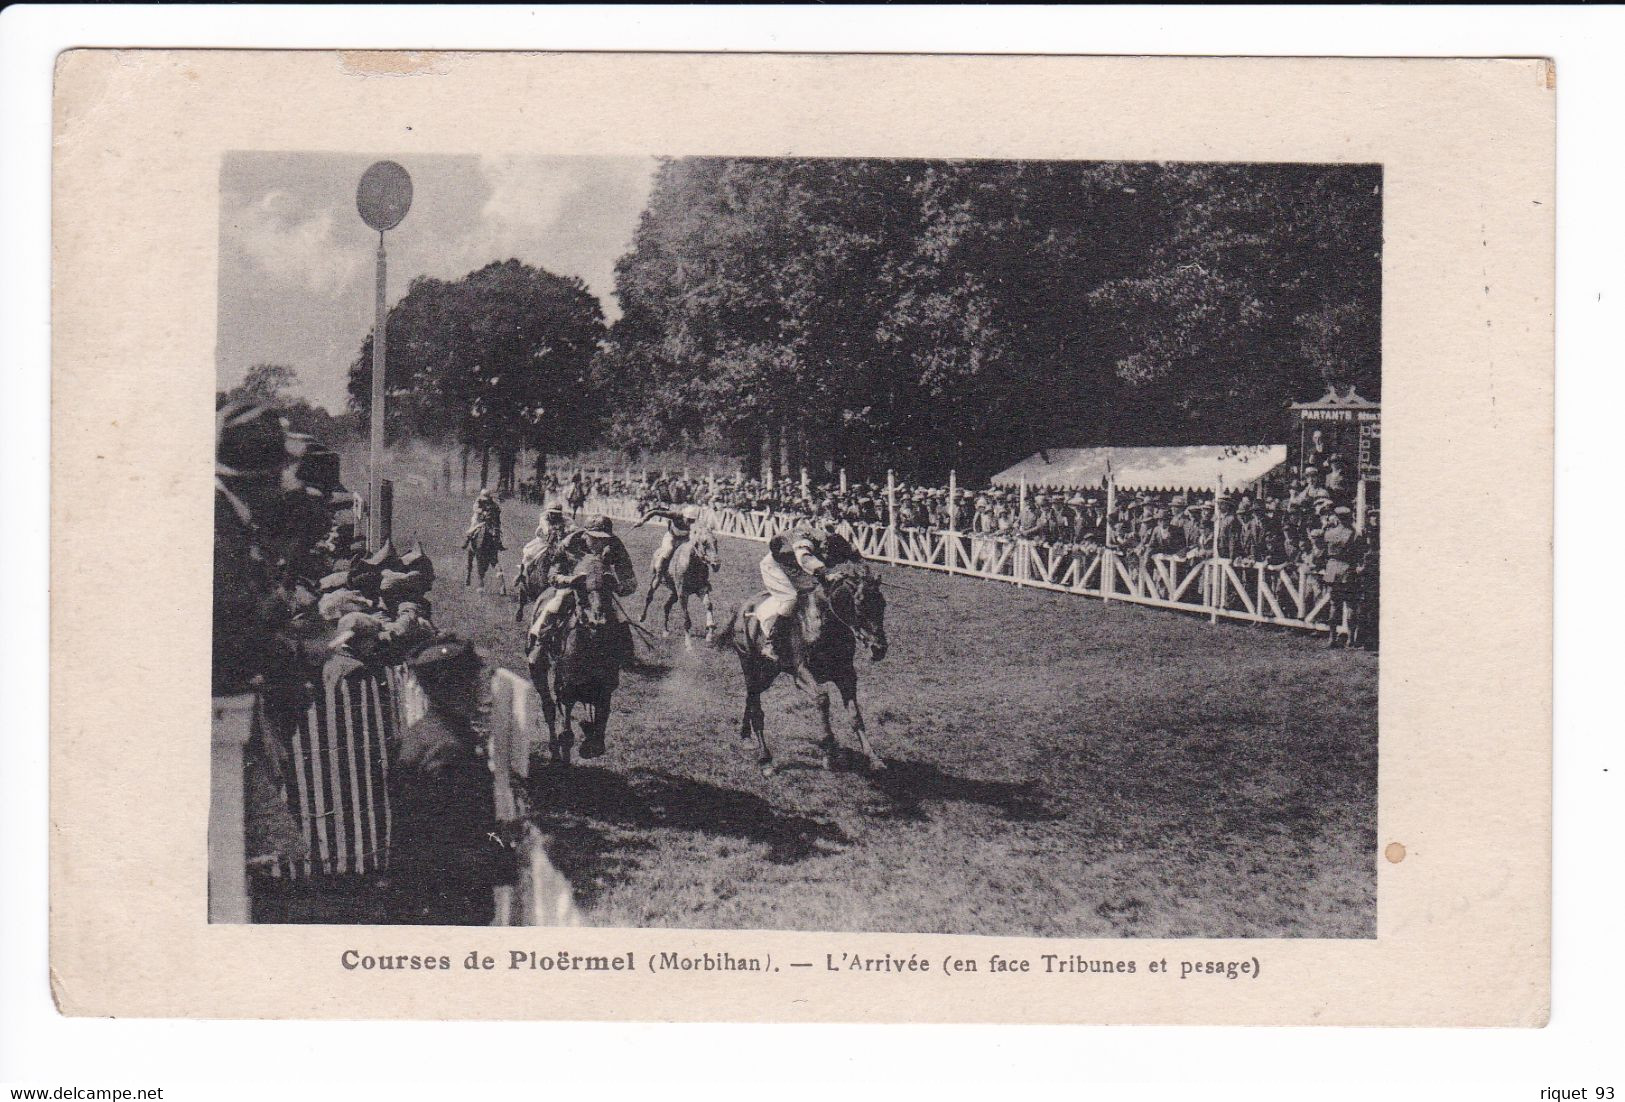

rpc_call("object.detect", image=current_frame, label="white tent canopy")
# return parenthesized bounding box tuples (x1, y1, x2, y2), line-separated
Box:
(990, 445, 1287, 492)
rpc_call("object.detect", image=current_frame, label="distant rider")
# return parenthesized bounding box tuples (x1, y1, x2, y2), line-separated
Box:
(464, 489, 505, 552)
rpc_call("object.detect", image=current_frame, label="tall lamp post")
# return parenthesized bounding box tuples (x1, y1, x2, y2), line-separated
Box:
(355, 160, 413, 550)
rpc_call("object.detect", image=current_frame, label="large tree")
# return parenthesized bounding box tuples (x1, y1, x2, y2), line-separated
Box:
(586, 157, 1381, 481)
(218, 362, 357, 446)
(1088, 163, 1382, 441)
(348, 260, 607, 488)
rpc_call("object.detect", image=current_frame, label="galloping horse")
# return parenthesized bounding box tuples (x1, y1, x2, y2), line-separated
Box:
(526, 553, 627, 765)
(512, 537, 552, 624)
(640, 527, 721, 639)
(566, 481, 588, 518)
(463, 521, 505, 593)
(714, 565, 889, 777)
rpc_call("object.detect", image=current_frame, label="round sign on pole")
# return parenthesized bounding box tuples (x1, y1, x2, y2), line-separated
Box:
(357, 160, 413, 232)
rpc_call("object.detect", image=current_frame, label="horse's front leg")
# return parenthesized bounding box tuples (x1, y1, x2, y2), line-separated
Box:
(811, 683, 844, 771)
(557, 699, 576, 764)
(579, 685, 610, 759)
(662, 591, 680, 638)
(528, 653, 563, 765)
(465, 549, 474, 586)
(836, 670, 885, 771)
(700, 591, 716, 639)
(640, 578, 658, 622)
(745, 683, 773, 777)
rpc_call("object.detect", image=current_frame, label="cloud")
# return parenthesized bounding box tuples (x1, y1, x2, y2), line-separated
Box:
(225, 188, 367, 295)
(427, 156, 657, 314)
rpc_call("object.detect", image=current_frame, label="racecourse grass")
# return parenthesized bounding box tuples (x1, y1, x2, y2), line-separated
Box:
(400, 482, 1377, 938)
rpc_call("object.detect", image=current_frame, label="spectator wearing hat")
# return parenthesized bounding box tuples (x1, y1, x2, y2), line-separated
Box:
(1176, 500, 1208, 561)
(386, 637, 514, 925)
(214, 399, 298, 697)
(1147, 507, 1184, 560)
(382, 599, 437, 655)
(1324, 454, 1355, 508)
(1286, 473, 1312, 512)
(254, 609, 400, 908)
(1321, 506, 1364, 648)
(272, 434, 350, 586)
(1233, 497, 1262, 564)
(317, 568, 376, 622)
(1214, 497, 1242, 560)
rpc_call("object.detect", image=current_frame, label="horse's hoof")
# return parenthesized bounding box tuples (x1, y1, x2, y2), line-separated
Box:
(822, 753, 839, 772)
(579, 737, 606, 759)
(867, 757, 888, 772)
(759, 761, 777, 778)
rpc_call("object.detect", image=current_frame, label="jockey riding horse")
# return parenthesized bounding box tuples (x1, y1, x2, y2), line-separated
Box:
(462, 489, 506, 591)
(634, 502, 703, 622)
(513, 503, 570, 623)
(717, 515, 887, 775)
(524, 515, 638, 761)
(754, 518, 862, 665)
(526, 514, 637, 667)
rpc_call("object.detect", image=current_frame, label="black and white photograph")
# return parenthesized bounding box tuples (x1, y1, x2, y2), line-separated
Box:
(212, 150, 1382, 937)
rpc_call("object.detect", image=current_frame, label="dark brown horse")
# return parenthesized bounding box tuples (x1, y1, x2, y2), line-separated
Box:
(714, 565, 888, 777)
(463, 521, 505, 593)
(526, 553, 627, 765)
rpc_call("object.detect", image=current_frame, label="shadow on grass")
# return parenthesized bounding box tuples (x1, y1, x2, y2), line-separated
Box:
(527, 765, 850, 892)
(863, 758, 1061, 824)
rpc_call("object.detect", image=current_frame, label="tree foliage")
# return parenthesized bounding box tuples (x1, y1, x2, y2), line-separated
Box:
(218, 363, 358, 446)
(347, 260, 608, 473)
(598, 158, 1380, 482)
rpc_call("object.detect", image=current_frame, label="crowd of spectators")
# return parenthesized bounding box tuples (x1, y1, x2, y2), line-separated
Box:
(214, 398, 510, 923)
(536, 454, 1377, 647)
(551, 459, 1372, 564)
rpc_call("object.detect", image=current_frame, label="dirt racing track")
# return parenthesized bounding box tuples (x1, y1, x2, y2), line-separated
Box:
(405, 485, 1377, 939)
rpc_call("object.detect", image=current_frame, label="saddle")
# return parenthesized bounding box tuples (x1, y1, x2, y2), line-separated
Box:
(754, 587, 825, 661)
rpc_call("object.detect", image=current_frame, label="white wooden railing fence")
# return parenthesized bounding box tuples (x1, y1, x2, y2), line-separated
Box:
(579, 492, 1336, 632)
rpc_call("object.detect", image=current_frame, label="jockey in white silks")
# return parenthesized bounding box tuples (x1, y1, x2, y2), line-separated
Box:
(634, 503, 702, 589)
(755, 524, 831, 663)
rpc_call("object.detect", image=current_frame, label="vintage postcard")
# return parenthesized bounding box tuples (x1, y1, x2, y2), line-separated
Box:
(50, 51, 1552, 1024)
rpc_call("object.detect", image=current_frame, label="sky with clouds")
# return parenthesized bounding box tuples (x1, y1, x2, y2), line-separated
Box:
(215, 152, 658, 411)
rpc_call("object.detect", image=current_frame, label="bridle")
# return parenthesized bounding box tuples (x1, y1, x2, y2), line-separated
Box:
(821, 572, 883, 653)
